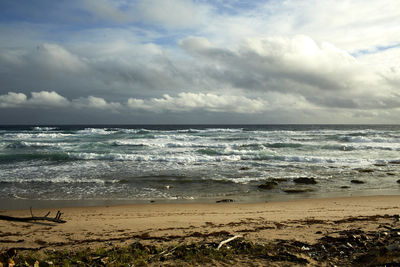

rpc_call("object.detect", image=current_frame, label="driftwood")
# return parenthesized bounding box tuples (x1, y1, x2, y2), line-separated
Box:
(217, 235, 242, 250)
(0, 207, 66, 223)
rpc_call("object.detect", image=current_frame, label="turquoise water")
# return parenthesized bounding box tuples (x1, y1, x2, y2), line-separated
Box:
(1, 125, 400, 206)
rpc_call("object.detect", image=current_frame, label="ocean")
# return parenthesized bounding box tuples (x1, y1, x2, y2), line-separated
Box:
(1, 124, 400, 209)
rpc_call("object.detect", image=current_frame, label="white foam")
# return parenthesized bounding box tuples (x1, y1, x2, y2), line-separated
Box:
(343, 136, 399, 143)
(111, 140, 149, 147)
(0, 176, 107, 184)
(4, 133, 72, 139)
(76, 128, 116, 135)
(32, 126, 58, 131)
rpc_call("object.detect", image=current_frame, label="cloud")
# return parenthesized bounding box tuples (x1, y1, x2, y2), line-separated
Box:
(81, 0, 211, 29)
(0, 91, 120, 110)
(1, 1, 400, 123)
(137, 0, 211, 28)
(81, 0, 131, 23)
(32, 43, 88, 73)
(28, 91, 70, 107)
(0, 92, 27, 108)
(181, 35, 368, 91)
(72, 96, 121, 110)
(204, 0, 400, 54)
(127, 92, 267, 113)
(179, 35, 398, 111)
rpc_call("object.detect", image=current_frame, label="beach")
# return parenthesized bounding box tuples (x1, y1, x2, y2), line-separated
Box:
(2, 195, 400, 265)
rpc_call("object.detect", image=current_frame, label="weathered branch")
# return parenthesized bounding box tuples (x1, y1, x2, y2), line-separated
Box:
(217, 235, 242, 250)
(0, 209, 66, 223)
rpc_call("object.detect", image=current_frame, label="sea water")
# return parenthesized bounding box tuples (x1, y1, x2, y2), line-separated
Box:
(1, 125, 400, 208)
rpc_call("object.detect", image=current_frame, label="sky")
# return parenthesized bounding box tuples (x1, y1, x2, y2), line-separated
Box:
(0, 0, 399, 124)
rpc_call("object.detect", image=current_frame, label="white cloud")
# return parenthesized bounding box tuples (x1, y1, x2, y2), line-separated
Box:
(72, 96, 121, 110)
(0, 91, 70, 108)
(32, 43, 88, 72)
(127, 92, 267, 113)
(181, 35, 354, 91)
(28, 91, 70, 107)
(81, 0, 211, 29)
(204, 0, 400, 55)
(137, 0, 211, 28)
(82, 0, 131, 23)
(0, 92, 27, 108)
(179, 36, 213, 53)
(0, 91, 122, 111)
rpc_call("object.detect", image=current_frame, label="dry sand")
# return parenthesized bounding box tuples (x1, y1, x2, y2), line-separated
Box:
(1, 195, 400, 252)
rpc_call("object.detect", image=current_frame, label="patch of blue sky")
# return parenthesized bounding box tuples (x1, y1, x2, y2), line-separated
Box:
(352, 43, 400, 57)
(0, 0, 135, 29)
(0, 0, 77, 23)
(201, 0, 263, 15)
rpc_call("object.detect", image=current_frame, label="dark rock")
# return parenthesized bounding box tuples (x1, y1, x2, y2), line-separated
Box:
(389, 161, 400, 164)
(240, 166, 250, 170)
(374, 163, 387, 167)
(397, 180, 400, 184)
(387, 172, 397, 176)
(351, 180, 365, 184)
(258, 181, 278, 190)
(216, 199, 234, 203)
(341, 186, 351, 189)
(293, 177, 317, 184)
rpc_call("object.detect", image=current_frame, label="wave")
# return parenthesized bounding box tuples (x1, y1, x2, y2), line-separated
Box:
(32, 126, 59, 131)
(0, 152, 70, 163)
(0, 177, 111, 184)
(4, 141, 71, 149)
(265, 143, 304, 149)
(196, 148, 221, 155)
(176, 129, 201, 133)
(320, 144, 356, 151)
(233, 144, 264, 150)
(68, 152, 242, 163)
(241, 152, 344, 164)
(336, 136, 399, 143)
(76, 128, 116, 135)
(3, 132, 73, 139)
(205, 128, 244, 133)
(111, 140, 149, 147)
(6, 141, 48, 149)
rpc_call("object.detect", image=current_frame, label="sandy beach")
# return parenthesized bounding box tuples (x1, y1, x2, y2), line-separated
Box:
(2, 195, 400, 265)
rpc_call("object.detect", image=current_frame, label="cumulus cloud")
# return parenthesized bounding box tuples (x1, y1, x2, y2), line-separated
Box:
(30, 43, 88, 73)
(127, 92, 267, 113)
(0, 91, 120, 110)
(28, 91, 70, 107)
(179, 35, 399, 111)
(181, 35, 368, 91)
(72, 96, 121, 110)
(0, 92, 27, 108)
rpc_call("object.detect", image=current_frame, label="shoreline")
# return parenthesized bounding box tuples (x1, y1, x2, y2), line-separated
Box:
(2, 188, 400, 211)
